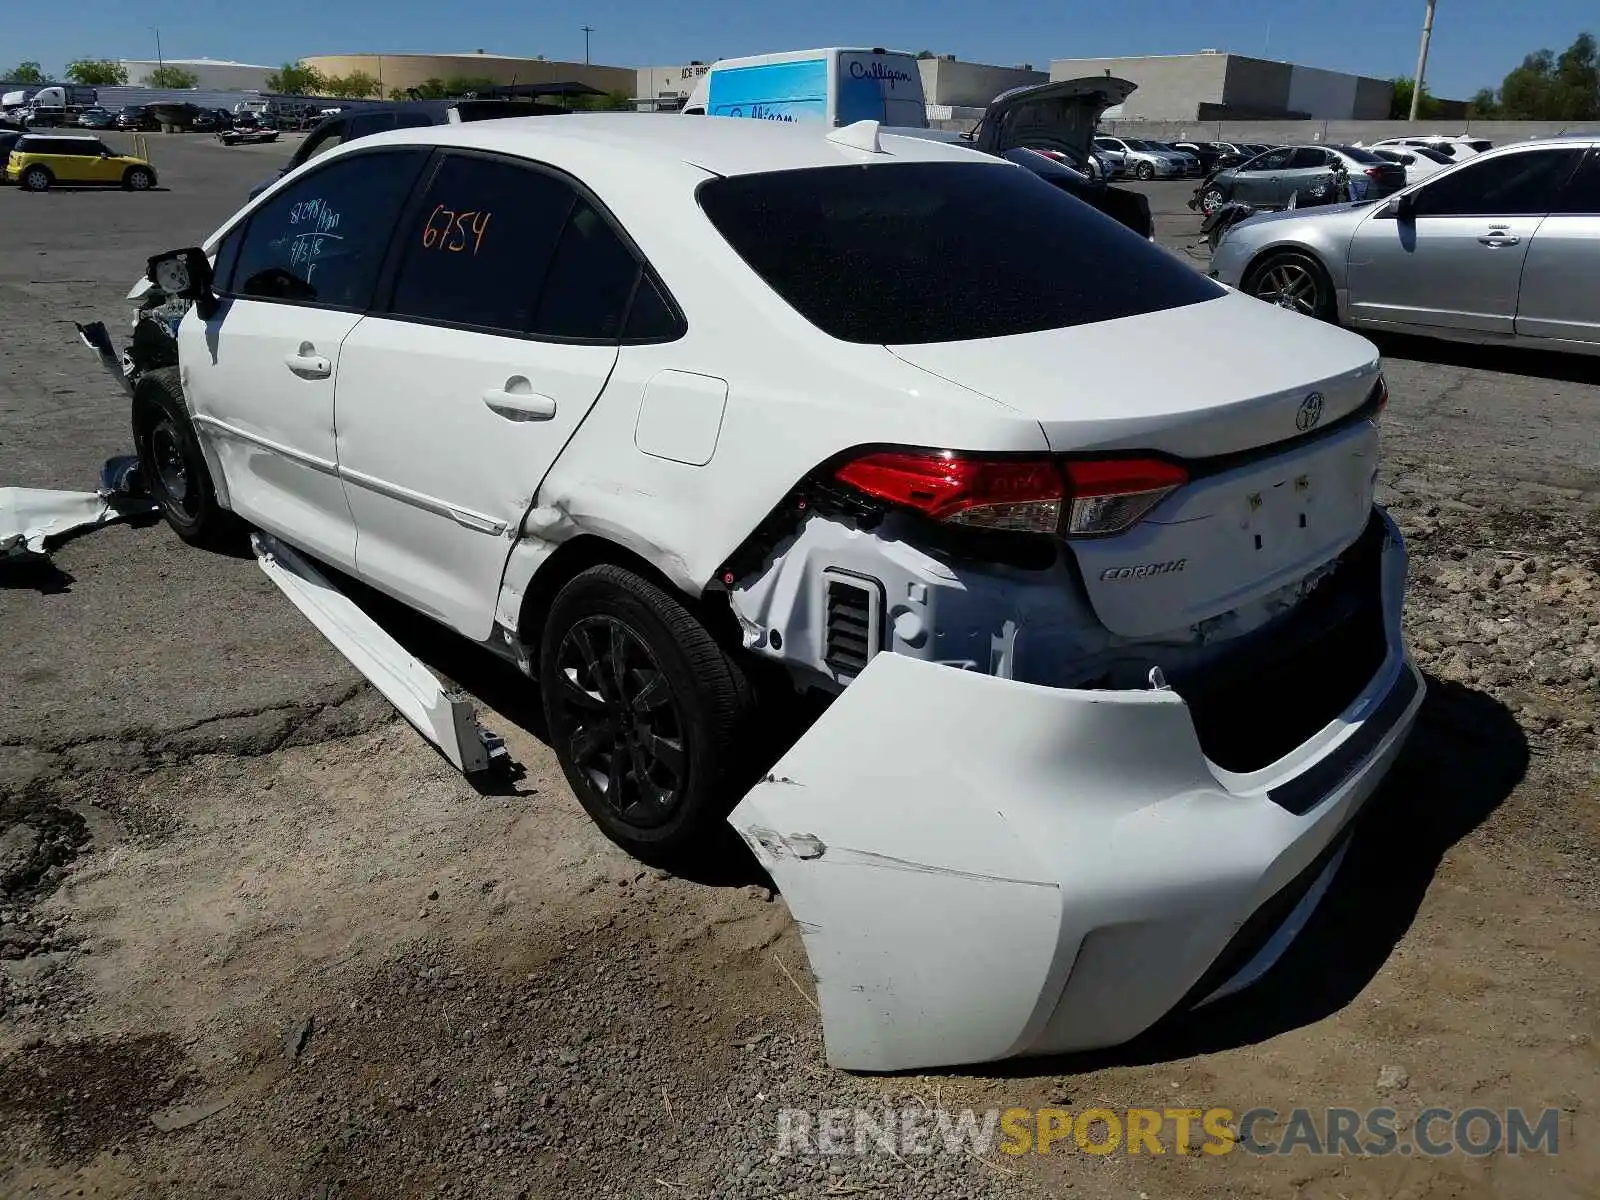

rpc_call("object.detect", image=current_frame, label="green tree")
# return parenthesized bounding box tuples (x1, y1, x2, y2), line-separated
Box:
(324, 71, 381, 99)
(1494, 33, 1599, 119)
(411, 77, 449, 99)
(441, 75, 500, 96)
(143, 65, 199, 88)
(264, 61, 327, 95)
(1466, 87, 1501, 117)
(1389, 76, 1445, 120)
(568, 89, 636, 111)
(65, 59, 128, 85)
(4, 61, 45, 83)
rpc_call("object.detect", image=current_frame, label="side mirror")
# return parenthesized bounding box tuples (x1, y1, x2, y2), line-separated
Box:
(146, 247, 220, 320)
(1384, 192, 1417, 220)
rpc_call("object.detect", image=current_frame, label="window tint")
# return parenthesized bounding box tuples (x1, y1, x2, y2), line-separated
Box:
(298, 122, 346, 165)
(1330, 145, 1384, 164)
(233, 148, 426, 308)
(1285, 148, 1330, 169)
(1412, 149, 1583, 217)
(532, 201, 642, 340)
(1552, 149, 1600, 215)
(623, 275, 681, 341)
(697, 162, 1222, 345)
(386, 152, 575, 332)
(394, 110, 434, 129)
(346, 112, 395, 141)
(212, 229, 244, 292)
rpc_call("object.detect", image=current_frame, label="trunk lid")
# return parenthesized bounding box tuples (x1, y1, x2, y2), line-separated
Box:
(971, 76, 1138, 165)
(887, 292, 1384, 638)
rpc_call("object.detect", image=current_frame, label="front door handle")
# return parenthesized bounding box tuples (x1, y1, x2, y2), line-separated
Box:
(1478, 231, 1520, 246)
(483, 378, 557, 422)
(284, 342, 332, 378)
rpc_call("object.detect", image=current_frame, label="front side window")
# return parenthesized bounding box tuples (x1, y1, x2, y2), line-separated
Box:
(697, 161, 1223, 345)
(231, 148, 427, 308)
(1411, 149, 1584, 217)
(1245, 149, 1293, 172)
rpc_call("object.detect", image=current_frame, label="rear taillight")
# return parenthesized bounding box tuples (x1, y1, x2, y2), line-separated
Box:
(1060, 457, 1189, 537)
(832, 450, 1188, 538)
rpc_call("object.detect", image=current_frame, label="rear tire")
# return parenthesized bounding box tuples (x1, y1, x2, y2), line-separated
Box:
(123, 166, 154, 191)
(1244, 251, 1337, 322)
(130, 367, 241, 549)
(1199, 187, 1225, 216)
(1135, 161, 1154, 181)
(539, 564, 757, 866)
(20, 165, 51, 192)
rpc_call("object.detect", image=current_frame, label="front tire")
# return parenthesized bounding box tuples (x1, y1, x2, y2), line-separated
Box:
(130, 368, 241, 548)
(1245, 251, 1337, 322)
(1135, 161, 1154, 181)
(123, 166, 154, 191)
(1199, 187, 1225, 216)
(20, 165, 51, 192)
(540, 564, 756, 865)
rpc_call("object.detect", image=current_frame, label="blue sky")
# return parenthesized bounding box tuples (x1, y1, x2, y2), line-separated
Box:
(12, 0, 1593, 99)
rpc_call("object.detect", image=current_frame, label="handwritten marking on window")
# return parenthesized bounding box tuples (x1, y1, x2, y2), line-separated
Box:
(422, 204, 491, 255)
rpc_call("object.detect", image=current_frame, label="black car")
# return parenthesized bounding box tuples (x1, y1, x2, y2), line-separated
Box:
(248, 98, 569, 198)
(1173, 140, 1252, 174)
(115, 106, 156, 131)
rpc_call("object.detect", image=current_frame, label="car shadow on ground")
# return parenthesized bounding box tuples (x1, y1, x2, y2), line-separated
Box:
(1368, 331, 1600, 385)
(960, 673, 1527, 1080)
(305, 564, 769, 887)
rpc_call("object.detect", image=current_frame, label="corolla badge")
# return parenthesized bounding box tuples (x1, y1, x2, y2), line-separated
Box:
(1295, 391, 1325, 432)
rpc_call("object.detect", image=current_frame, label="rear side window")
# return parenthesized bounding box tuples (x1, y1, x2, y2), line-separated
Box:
(232, 148, 428, 308)
(1413, 148, 1584, 217)
(532, 201, 642, 340)
(346, 112, 395, 141)
(697, 162, 1222, 345)
(1285, 148, 1330, 169)
(1552, 148, 1600, 215)
(1332, 145, 1384, 164)
(385, 152, 576, 333)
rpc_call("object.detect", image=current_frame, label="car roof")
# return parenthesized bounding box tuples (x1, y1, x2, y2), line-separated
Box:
(20, 132, 99, 140)
(341, 112, 999, 177)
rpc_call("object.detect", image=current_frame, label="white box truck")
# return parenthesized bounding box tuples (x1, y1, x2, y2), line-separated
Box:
(682, 48, 927, 128)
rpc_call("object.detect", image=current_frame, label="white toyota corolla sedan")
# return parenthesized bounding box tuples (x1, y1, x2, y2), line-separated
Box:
(105, 114, 1422, 1071)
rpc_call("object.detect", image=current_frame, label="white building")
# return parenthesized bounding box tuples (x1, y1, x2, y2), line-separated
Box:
(635, 62, 712, 111)
(117, 58, 275, 91)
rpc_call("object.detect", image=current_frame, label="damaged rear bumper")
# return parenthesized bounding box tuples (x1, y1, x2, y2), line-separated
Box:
(728, 509, 1422, 1072)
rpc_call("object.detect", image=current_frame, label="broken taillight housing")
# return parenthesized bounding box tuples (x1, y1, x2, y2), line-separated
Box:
(832, 450, 1188, 538)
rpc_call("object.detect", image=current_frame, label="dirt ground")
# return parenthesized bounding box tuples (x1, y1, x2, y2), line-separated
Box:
(2, 132, 1597, 1200)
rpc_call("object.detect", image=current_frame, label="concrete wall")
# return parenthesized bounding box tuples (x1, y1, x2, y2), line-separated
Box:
(1221, 55, 1295, 116)
(918, 58, 1046, 108)
(1050, 54, 1228, 120)
(119, 60, 274, 91)
(301, 54, 634, 99)
(1284, 65, 1359, 119)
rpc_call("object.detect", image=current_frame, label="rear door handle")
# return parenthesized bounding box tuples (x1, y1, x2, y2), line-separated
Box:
(284, 343, 332, 378)
(483, 383, 557, 422)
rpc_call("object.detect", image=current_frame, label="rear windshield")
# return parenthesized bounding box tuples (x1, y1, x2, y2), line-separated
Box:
(1331, 145, 1385, 164)
(696, 161, 1223, 345)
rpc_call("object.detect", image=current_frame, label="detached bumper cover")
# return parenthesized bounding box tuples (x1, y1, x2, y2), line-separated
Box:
(728, 510, 1422, 1072)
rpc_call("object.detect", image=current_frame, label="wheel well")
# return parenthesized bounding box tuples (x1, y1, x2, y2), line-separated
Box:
(124, 163, 154, 180)
(516, 535, 744, 673)
(23, 163, 52, 180)
(1242, 245, 1329, 291)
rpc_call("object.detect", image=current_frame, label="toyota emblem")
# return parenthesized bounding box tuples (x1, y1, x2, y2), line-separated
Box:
(1296, 392, 1325, 432)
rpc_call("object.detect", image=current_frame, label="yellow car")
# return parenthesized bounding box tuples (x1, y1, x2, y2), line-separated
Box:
(5, 133, 157, 192)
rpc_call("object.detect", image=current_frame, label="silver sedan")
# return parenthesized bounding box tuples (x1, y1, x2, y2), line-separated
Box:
(1209, 135, 1600, 353)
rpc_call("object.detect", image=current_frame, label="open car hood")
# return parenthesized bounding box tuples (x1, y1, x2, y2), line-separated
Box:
(970, 76, 1138, 163)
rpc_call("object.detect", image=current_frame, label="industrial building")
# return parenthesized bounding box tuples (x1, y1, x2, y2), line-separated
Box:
(300, 53, 636, 99)
(117, 58, 275, 91)
(1048, 52, 1392, 121)
(635, 55, 1047, 117)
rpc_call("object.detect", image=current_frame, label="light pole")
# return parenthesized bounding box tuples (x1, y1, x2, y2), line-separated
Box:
(581, 25, 594, 66)
(1408, 0, 1437, 122)
(151, 25, 163, 70)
